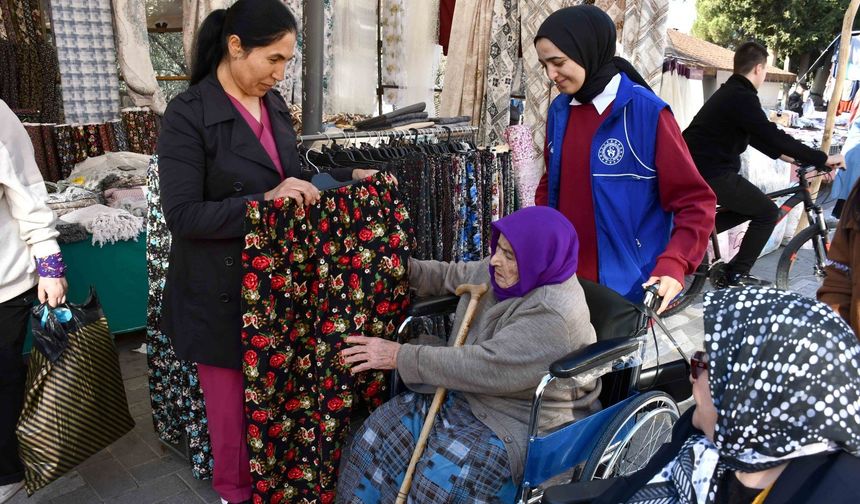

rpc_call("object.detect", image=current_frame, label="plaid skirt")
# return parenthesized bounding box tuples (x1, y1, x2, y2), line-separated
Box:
(337, 391, 517, 503)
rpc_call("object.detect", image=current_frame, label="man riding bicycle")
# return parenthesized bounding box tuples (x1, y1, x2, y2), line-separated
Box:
(683, 41, 844, 287)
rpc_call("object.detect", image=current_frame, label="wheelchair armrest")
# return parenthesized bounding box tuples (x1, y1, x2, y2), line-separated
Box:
(407, 294, 460, 318)
(541, 478, 616, 504)
(549, 338, 641, 379)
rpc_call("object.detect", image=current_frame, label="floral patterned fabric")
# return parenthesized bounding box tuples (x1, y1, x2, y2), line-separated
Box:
(145, 155, 214, 480)
(241, 172, 413, 503)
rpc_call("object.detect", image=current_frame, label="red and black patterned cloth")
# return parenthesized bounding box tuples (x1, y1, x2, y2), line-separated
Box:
(241, 173, 413, 503)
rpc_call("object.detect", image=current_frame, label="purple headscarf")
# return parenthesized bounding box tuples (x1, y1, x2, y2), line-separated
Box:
(489, 206, 579, 300)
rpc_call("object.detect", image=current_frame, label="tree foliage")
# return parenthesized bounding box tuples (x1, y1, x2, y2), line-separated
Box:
(693, 0, 849, 59)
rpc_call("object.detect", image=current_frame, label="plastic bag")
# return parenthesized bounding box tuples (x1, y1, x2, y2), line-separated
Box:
(29, 303, 81, 362)
(17, 288, 135, 495)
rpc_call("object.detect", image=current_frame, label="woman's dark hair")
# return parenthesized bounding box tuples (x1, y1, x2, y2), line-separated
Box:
(190, 0, 298, 85)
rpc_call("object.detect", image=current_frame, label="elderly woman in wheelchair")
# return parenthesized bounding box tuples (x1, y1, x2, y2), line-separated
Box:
(335, 206, 603, 503)
(544, 287, 860, 504)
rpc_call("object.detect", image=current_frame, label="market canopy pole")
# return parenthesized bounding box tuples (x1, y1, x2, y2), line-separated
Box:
(796, 0, 860, 235)
(302, 0, 325, 135)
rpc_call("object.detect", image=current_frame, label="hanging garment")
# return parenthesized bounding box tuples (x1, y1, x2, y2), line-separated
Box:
(145, 155, 214, 480)
(439, 0, 495, 125)
(659, 60, 704, 130)
(480, 0, 520, 146)
(621, 0, 669, 89)
(399, 0, 440, 113)
(111, 0, 167, 114)
(50, 0, 120, 124)
(328, 0, 377, 115)
(241, 173, 412, 502)
(380, 0, 406, 107)
(182, 0, 233, 70)
(275, 0, 303, 105)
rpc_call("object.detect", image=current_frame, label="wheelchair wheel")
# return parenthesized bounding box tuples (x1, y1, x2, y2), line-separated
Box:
(579, 390, 679, 481)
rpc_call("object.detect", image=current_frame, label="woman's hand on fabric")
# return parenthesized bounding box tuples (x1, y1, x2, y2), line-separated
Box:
(38, 276, 68, 308)
(264, 177, 321, 205)
(341, 335, 401, 374)
(643, 276, 682, 315)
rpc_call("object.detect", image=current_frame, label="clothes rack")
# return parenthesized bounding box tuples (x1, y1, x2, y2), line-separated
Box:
(296, 125, 478, 143)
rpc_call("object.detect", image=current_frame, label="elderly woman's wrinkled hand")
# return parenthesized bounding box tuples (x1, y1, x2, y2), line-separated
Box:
(341, 335, 401, 374)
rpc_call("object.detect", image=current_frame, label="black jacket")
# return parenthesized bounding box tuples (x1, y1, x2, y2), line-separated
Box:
(683, 74, 827, 180)
(544, 408, 860, 504)
(157, 74, 302, 369)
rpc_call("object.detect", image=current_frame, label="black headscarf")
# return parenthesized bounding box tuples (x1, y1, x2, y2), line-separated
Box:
(534, 5, 652, 104)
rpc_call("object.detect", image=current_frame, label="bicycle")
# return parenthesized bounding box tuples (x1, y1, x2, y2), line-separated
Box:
(663, 164, 836, 316)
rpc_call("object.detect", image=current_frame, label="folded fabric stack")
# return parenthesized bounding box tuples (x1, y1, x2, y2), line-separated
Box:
(66, 152, 150, 192)
(45, 183, 101, 218)
(430, 115, 472, 127)
(59, 204, 144, 247)
(104, 186, 147, 218)
(354, 102, 429, 131)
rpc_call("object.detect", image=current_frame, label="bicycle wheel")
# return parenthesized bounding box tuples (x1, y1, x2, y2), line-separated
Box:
(775, 221, 836, 291)
(661, 256, 709, 317)
(579, 390, 679, 481)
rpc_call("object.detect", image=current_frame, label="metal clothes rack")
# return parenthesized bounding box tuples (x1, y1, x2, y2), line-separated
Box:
(296, 125, 477, 143)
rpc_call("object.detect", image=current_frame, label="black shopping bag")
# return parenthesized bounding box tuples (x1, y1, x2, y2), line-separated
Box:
(16, 288, 135, 495)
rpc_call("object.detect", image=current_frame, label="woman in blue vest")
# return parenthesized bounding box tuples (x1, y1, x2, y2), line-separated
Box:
(533, 5, 715, 312)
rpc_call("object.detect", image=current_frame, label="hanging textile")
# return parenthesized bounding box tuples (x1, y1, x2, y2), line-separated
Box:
(241, 173, 411, 502)
(0, 0, 61, 122)
(274, 0, 334, 108)
(480, 0, 520, 146)
(439, 0, 456, 55)
(111, 0, 167, 114)
(620, 0, 669, 89)
(439, 0, 495, 126)
(145, 155, 215, 480)
(521, 0, 581, 157)
(380, 0, 406, 107)
(328, 0, 377, 115)
(504, 125, 541, 207)
(658, 59, 704, 130)
(399, 0, 441, 113)
(50, 0, 120, 124)
(182, 0, 233, 70)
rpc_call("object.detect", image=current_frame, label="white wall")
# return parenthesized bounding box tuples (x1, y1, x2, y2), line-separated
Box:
(714, 70, 783, 108)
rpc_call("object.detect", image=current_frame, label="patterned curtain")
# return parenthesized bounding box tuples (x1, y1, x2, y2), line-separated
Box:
(620, 0, 669, 89)
(439, 0, 495, 125)
(480, 0, 520, 146)
(112, 0, 167, 114)
(181, 0, 233, 71)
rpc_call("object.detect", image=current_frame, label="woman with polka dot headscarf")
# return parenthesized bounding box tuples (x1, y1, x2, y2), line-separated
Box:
(551, 286, 860, 503)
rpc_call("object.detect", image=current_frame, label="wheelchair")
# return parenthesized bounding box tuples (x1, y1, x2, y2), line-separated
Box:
(394, 278, 692, 504)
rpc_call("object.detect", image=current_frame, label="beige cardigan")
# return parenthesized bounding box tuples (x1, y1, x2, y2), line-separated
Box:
(0, 100, 60, 303)
(397, 258, 601, 482)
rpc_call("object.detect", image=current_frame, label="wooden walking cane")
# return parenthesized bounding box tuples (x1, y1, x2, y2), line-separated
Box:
(394, 283, 489, 504)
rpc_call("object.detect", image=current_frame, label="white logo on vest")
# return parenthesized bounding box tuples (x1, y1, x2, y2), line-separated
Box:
(597, 138, 625, 166)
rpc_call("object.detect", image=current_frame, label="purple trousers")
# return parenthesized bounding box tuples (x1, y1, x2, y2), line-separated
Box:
(197, 364, 252, 503)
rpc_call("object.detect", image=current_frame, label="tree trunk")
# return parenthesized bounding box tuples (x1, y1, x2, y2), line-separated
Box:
(810, 66, 830, 108)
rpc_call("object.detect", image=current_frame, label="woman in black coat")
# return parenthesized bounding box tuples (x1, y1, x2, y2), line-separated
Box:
(156, 2, 371, 502)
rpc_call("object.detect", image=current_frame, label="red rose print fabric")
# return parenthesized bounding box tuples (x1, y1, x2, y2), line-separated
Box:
(241, 173, 413, 503)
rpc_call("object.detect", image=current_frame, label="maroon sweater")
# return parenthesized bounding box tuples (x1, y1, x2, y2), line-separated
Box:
(535, 104, 715, 286)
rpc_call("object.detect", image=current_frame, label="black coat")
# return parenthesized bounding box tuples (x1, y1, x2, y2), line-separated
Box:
(157, 74, 302, 369)
(683, 74, 827, 180)
(544, 408, 860, 504)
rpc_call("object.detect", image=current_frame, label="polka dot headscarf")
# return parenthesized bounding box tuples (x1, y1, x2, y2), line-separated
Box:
(704, 286, 860, 471)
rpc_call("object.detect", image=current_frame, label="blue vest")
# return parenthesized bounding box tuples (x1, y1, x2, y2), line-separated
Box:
(545, 73, 672, 302)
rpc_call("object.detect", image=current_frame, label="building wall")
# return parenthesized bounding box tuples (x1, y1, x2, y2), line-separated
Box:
(714, 70, 783, 108)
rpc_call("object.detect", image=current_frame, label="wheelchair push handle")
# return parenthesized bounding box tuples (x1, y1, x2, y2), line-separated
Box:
(642, 282, 662, 313)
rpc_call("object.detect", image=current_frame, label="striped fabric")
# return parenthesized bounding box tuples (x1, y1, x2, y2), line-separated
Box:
(16, 293, 134, 495)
